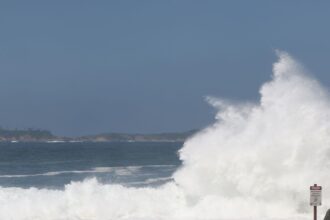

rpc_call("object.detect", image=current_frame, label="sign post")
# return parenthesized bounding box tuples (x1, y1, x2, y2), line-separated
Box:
(310, 184, 322, 220)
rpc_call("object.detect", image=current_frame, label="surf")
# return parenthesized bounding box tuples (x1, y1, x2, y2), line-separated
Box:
(1, 51, 329, 220)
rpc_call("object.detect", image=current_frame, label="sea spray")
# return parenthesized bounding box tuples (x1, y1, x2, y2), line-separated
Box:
(174, 51, 330, 218)
(0, 51, 329, 220)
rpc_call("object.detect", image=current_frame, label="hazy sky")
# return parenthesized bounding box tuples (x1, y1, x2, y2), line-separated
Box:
(0, 1, 330, 136)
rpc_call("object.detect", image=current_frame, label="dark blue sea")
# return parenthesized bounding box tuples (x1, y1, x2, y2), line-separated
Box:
(0, 141, 182, 189)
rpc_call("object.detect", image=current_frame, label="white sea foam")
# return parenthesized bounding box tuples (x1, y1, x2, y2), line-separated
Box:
(0, 165, 175, 178)
(0, 51, 329, 219)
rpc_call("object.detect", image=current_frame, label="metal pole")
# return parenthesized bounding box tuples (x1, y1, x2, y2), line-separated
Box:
(314, 205, 317, 220)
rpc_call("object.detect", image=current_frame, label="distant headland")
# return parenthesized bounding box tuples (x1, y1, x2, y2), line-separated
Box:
(0, 128, 197, 143)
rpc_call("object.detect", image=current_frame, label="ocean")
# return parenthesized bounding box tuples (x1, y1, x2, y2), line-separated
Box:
(1, 52, 329, 219)
(0, 141, 182, 189)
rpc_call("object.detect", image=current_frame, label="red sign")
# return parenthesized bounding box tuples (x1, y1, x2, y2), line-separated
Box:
(310, 184, 322, 207)
(310, 185, 322, 190)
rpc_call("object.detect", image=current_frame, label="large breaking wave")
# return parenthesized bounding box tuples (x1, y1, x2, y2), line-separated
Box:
(1, 51, 329, 219)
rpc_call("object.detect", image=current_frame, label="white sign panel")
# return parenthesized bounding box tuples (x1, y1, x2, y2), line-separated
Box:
(310, 185, 322, 206)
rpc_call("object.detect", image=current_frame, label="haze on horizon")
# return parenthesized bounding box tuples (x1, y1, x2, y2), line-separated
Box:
(0, 1, 330, 136)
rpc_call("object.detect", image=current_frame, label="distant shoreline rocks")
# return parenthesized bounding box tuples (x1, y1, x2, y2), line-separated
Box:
(0, 128, 197, 143)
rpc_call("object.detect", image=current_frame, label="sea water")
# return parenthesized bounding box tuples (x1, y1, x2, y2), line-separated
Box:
(1, 51, 330, 220)
(0, 142, 181, 189)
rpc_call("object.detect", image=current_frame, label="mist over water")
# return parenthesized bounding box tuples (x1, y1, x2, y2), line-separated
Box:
(1, 51, 330, 219)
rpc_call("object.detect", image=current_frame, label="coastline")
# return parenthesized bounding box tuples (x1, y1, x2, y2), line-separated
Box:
(0, 129, 196, 143)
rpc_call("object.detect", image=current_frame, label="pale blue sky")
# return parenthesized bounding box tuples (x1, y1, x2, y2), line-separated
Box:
(0, 1, 330, 136)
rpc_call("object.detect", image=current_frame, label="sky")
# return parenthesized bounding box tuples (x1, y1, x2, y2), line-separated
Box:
(0, 1, 330, 136)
